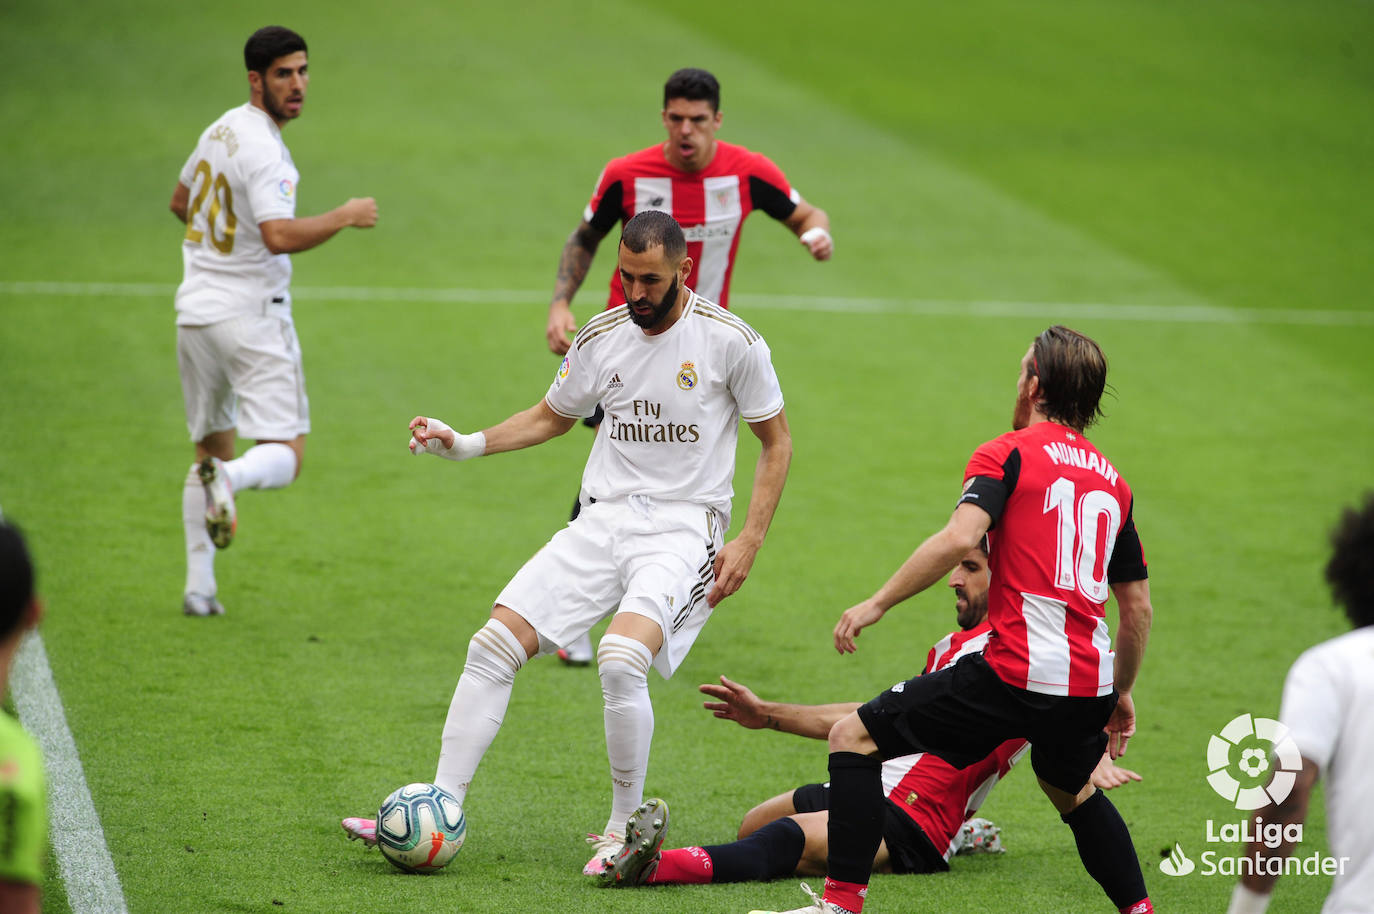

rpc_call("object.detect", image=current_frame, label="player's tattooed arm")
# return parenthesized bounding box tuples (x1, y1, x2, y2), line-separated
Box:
(547, 220, 608, 354)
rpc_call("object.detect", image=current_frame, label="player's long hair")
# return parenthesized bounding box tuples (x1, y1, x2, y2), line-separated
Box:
(1030, 325, 1109, 432)
(1326, 493, 1374, 629)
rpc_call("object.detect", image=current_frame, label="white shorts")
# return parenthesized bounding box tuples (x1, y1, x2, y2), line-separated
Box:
(177, 312, 310, 442)
(495, 496, 724, 678)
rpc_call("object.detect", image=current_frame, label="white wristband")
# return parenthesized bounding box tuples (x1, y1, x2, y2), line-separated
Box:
(799, 226, 831, 246)
(1225, 883, 1272, 914)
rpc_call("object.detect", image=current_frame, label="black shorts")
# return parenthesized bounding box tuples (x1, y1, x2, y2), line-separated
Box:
(791, 783, 948, 874)
(856, 652, 1116, 795)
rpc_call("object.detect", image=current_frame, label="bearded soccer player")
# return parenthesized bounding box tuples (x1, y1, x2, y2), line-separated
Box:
(170, 26, 377, 616)
(342, 211, 793, 877)
(547, 67, 831, 665)
(750, 327, 1155, 914)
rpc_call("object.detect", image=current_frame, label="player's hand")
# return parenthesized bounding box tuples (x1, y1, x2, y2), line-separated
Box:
(1090, 752, 1143, 790)
(546, 303, 577, 355)
(833, 598, 885, 654)
(708, 536, 760, 607)
(1105, 691, 1137, 759)
(799, 226, 833, 261)
(408, 415, 456, 453)
(699, 676, 767, 729)
(344, 197, 378, 228)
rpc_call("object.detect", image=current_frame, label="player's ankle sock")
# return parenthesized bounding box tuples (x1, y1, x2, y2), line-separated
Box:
(1060, 788, 1150, 911)
(822, 750, 882, 912)
(183, 463, 215, 595)
(434, 619, 528, 804)
(224, 442, 296, 491)
(1120, 901, 1154, 914)
(697, 817, 806, 883)
(598, 633, 654, 835)
(646, 846, 714, 884)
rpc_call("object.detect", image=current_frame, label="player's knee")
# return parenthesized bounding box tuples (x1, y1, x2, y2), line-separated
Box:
(463, 618, 528, 685)
(597, 634, 652, 699)
(826, 711, 873, 754)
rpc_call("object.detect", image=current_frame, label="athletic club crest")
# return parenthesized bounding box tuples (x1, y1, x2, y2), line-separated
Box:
(676, 361, 698, 391)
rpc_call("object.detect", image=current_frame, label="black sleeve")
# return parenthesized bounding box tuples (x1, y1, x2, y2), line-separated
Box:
(749, 175, 798, 222)
(956, 449, 1020, 530)
(587, 180, 624, 234)
(1107, 500, 1148, 583)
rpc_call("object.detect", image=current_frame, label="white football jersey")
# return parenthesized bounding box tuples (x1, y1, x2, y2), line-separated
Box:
(545, 290, 784, 521)
(175, 104, 299, 326)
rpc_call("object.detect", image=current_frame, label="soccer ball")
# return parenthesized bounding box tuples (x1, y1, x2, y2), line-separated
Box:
(376, 782, 466, 874)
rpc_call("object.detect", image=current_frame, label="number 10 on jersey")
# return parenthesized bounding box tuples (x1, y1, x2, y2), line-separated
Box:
(1043, 477, 1121, 603)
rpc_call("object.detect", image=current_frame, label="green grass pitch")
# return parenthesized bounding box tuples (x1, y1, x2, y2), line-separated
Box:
(2, 1, 1371, 912)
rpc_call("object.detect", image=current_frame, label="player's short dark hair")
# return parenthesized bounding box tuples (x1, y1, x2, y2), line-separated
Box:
(244, 26, 307, 75)
(0, 521, 35, 641)
(976, 535, 989, 555)
(1029, 325, 1108, 432)
(1325, 493, 1374, 629)
(664, 68, 720, 111)
(621, 210, 687, 264)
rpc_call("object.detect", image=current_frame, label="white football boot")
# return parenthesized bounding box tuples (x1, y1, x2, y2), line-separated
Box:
(596, 798, 669, 887)
(182, 592, 225, 616)
(748, 882, 855, 914)
(341, 816, 378, 847)
(582, 831, 623, 876)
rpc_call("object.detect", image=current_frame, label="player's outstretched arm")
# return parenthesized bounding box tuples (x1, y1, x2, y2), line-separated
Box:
(784, 196, 832, 261)
(708, 411, 792, 607)
(1106, 577, 1152, 757)
(700, 675, 860, 741)
(408, 401, 576, 461)
(834, 502, 989, 653)
(259, 197, 378, 254)
(546, 220, 609, 355)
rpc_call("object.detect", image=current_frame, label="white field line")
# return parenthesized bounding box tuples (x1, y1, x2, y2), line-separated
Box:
(11, 631, 130, 914)
(1, 280, 1371, 327)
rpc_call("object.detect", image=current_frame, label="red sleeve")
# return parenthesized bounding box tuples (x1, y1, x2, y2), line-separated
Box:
(585, 161, 626, 234)
(957, 435, 1018, 527)
(923, 645, 937, 675)
(746, 151, 798, 221)
(994, 739, 1029, 777)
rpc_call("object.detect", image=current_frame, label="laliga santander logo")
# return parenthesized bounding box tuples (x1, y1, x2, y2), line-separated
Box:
(1205, 713, 1302, 810)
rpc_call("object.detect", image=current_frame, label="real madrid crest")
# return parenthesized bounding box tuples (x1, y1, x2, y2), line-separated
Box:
(676, 360, 698, 391)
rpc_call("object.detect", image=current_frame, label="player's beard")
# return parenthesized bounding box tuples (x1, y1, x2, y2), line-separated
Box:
(628, 276, 679, 330)
(263, 83, 303, 123)
(955, 588, 988, 631)
(1011, 388, 1034, 430)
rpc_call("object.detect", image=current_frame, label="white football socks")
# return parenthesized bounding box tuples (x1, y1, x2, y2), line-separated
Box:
(598, 633, 655, 837)
(182, 463, 215, 596)
(434, 618, 529, 804)
(224, 442, 296, 491)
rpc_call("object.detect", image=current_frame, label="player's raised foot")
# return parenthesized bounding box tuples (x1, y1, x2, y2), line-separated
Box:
(198, 457, 236, 549)
(182, 592, 225, 617)
(748, 881, 856, 914)
(596, 798, 669, 887)
(558, 633, 594, 667)
(955, 816, 1003, 855)
(341, 816, 377, 847)
(582, 831, 623, 876)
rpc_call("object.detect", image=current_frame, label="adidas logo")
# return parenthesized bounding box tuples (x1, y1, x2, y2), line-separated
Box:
(607, 372, 624, 389)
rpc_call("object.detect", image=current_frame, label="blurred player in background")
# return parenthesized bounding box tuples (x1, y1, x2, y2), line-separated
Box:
(752, 327, 1155, 914)
(545, 66, 831, 663)
(1227, 494, 1374, 914)
(0, 519, 46, 914)
(343, 211, 793, 876)
(170, 25, 377, 616)
(595, 540, 1142, 889)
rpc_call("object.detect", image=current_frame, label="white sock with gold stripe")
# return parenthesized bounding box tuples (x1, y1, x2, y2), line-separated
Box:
(598, 633, 655, 836)
(434, 618, 528, 804)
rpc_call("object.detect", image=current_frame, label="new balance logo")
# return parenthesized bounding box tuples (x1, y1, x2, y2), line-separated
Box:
(649, 196, 665, 207)
(890, 682, 905, 693)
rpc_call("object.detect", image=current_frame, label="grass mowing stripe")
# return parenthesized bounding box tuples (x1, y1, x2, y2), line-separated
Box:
(2, 281, 1370, 327)
(11, 632, 129, 914)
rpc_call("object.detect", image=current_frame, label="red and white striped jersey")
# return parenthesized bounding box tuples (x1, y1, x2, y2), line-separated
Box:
(958, 421, 1148, 698)
(583, 141, 799, 308)
(883, 621, 1028, 861)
